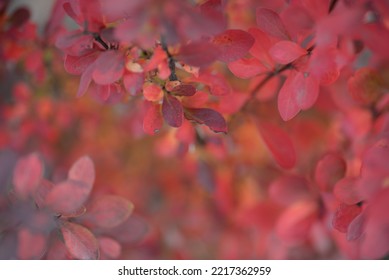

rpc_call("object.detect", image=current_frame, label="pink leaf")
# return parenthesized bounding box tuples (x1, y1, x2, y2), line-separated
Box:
(12, 153, 43, 199)
(142, 83, 163, 101)
(332, 203, 362, 233)
(123, 72, 144, 96)
(269, 175, 310, 206)
(314, 152, 347, 192)
(185, 108, 227, 133)
(257, 122, 296, 169)
(98, 237, 121, 259)
(196, 72, 231, 96)
(276, 200, 318, 244)
(278, 71, 319, 121)
(92, 51, 124, 85)
(45, 179, 91, 215)
(81, 195, 134, 229)
(162, 94, 183, 128)
(61, 221, 99, 260)
(176, 40, 219, 67)
(77, 62, 95, 97)
(256, 8, 289, 40)
(269, 41, 307, 64)
(143, 103, 163, 135)
(17, 228, 46, 260)
(213, 29, 254, 63)
(228, 57, 268, 79)
(68, 156, 95, 189)
(64, 52, 99, 75)
(333, 177, 362, 205)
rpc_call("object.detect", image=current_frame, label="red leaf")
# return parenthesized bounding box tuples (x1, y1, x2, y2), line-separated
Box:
(162, 94, 183, 128)
(64, 52, 99, 75)
(171, 84, 196, 96)
(257, 122, 296, 169)
(278, 71, 319, 121)
(196, 72, 231, 96)
(98, 237, 121, 259)
(269, 175, 310, 206)
(276, 200, 318, 244)
(332, 203, 362, 233)
(143, 103, 163, 135)
(314, 152, 347, 192)
(61, 221, 99, 260)
(92, 51, 124, 85)
(12, 153, 43, 199)
(228, 57, 268, 79)
(269, 41, 307, 64)
(333, 177, 362, 205)
(256, 8, 289, 40)
(176, 40, 219, 67)
(17, 228, 46, 260)
(45, 179, 91, 215)
(185, 108, 227, 133)
(68, 156, 95, 189)
(81, 195, 134, 229)
(213, 29, 254, 63)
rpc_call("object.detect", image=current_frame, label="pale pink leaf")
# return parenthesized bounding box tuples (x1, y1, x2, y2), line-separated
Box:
(45, 179, 91, 215)
(81, 195, 134, 229)
(68, 156, 95, 189)
(92, 51, 124, 85)
(12, 153, 43, 199)
(98, 237, 122, 259)
(61, 221, 99, 260)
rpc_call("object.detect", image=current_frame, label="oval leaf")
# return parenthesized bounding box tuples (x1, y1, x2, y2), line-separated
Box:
(314, 152, 347, 192)
(228, 57, 268, 79)
(143, 103, 163, 135)
(45, 179, 91, 215)
(13, 153, 43, 199)
(269, 40, 307, 64)
(176, 40, 219, 67)
(68, 156, 95, 189)
(332, 203, 362, 233)
(185, 108, 227, 133)
(213, 29, 254, 63)
(64, 52, 99, 75)
(61, 221, 99, 260)
(162, 94, 183, 128)
(256, 8, 289, 40)
(82, 195, 134, 229)
(92, 51, 124, 85)
(257, 122, 296, 169)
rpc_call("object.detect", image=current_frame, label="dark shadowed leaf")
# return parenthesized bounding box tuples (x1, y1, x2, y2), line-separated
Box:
(257, 122, 296, 169)
(171, 84, 196, 96)
(162, 94, 183, 127)
(256, 8, 289, 40)
(81, 195, 134, 229)
(185, 108, 227, 133)
(61, 221, 99, 260)
(45, 179, 91, 215)
(9, 7, 30, 28)
(68, 156, 95, 188)
(12, 153, 43, 199)
(176, 41, 219, 67)
(213, 29, 254, 63)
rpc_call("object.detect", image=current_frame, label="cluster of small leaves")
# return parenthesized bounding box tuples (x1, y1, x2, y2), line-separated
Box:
(0, 153, 134, 259)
